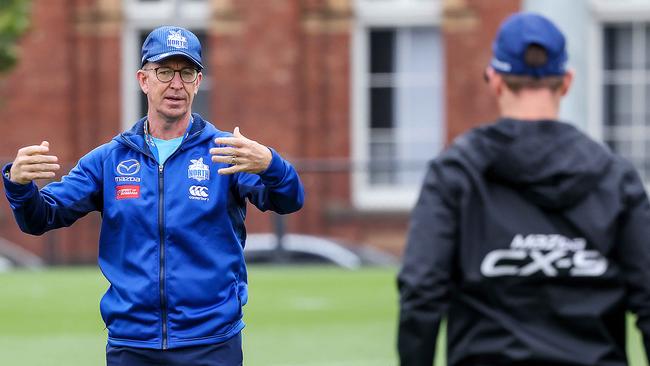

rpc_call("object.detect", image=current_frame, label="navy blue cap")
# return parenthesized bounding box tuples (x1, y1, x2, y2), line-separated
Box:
(491, 12, 567, 77)
(141, 26, 203, 70)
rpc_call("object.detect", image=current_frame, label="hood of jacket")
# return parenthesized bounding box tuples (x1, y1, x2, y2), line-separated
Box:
(462, 118, 613, 209)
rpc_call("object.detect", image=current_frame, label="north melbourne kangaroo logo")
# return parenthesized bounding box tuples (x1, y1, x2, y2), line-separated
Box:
(188, 158, 210, 182)
(167, 30, 188, 49)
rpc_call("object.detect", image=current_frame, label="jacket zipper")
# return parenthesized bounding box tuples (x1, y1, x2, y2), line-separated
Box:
(155, 131, 202, 350)
(121, 127, 205, 350)
(158, 164, 168, 349)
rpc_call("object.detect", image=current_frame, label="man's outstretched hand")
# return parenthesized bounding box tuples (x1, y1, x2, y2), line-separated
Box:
(9, 141, 60, 185)
(210, 127, 273, 175)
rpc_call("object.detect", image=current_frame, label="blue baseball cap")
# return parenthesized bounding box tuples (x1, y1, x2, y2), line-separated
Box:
(141, 26, 204, 70)
(490, 12, 567, 77)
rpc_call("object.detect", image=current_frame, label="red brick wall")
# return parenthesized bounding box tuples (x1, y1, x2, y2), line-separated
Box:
(211, 0, 353, 239)
(0, 0, 75, 262)
(0, 0, 523, 263)
(0, 0, 120, 263)
(212, 0, 394, 253)
(289, 0, 353, 238)
(211, 0, 304, 235)
(444, 0, 521, 142)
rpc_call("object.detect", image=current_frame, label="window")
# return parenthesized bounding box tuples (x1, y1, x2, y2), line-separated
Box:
(122, 0, 210, 129)
(353, 0, 444, 210)
(601, 23, 650, 182)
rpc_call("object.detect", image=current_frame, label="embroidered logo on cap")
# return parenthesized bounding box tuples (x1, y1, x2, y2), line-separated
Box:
(167, 30, 188, 50)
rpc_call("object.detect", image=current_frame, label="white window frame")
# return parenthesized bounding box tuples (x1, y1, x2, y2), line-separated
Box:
(121, 0, 210, 130)
(351, 0, 443, 211)
(588, 0, 650, 183)
(588, 0, 650, 140)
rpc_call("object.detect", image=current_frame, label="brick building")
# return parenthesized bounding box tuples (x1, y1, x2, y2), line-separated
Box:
(1, 0, 643, 264)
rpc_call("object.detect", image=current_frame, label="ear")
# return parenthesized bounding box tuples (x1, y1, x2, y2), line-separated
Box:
(193, 72, 203, 95)
(137, 70, 149, 94)
(485, 67, 504, 96)
(559, 69, 574, 96)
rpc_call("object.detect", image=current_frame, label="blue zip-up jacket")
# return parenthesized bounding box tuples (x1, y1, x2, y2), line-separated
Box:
(3, 114, 304, 349)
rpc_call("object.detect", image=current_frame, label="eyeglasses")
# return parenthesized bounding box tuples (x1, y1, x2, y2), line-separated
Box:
(142, 66, 199, 83)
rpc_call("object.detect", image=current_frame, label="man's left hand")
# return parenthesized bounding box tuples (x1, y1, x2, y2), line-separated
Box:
(210, 127, 273, 175)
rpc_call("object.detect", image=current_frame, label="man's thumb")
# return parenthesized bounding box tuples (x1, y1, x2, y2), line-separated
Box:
(41, 141, 50, 148)
(234, 127, 243, 138)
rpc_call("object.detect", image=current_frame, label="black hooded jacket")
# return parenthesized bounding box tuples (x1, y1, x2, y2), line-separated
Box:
(398, 119, 650, 366)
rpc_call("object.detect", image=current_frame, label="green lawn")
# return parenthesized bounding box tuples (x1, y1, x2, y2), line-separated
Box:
(0, 266, 646, 365)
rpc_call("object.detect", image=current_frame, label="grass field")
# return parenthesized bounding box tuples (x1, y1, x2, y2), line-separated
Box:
(0, 266, 646, 366)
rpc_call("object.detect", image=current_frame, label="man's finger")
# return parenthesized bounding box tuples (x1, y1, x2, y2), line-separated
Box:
(41, 141, 49, 148)
(20, 155, 59, 165)
(214, 137, 245, 147)
(233, 127, 246, 139)
(217, 166, 240, 175)
(22, 163, 61, 172)
(25, 171, 56, 180)
(17, 145, 50, 156)
(209, 147, 238, 156)
(211, 155, 249, 165)
(211, 155, 232, 164)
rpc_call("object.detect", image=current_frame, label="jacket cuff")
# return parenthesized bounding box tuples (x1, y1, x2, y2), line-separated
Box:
(258, 148, 287, 186)
(2, 163, 38, 202)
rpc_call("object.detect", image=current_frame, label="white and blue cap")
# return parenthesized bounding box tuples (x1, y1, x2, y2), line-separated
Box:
(141, 26, 203, 70)
(491, 12, 567, 78)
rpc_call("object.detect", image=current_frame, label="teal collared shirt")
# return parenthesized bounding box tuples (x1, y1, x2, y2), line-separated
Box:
(151, 136, 183, 165)
(144, 116, 194, 165)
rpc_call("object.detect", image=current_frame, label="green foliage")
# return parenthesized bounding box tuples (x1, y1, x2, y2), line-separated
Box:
(0, 0, 31, 73)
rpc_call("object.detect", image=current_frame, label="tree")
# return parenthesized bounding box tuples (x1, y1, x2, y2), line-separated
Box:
(0, 0, 31, 73)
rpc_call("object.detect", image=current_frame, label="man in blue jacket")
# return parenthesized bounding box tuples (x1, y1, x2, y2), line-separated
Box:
(2, 26, 304, 366)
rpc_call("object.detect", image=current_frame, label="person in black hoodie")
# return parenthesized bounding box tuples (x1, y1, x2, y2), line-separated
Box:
(397, 12, 650, 366)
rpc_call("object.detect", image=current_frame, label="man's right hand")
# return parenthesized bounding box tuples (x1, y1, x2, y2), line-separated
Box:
(9, 141, 60, 185)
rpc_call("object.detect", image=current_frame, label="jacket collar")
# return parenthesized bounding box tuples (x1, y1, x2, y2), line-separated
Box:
(122, 113, 207, 137)
(116, 113, 212, 156)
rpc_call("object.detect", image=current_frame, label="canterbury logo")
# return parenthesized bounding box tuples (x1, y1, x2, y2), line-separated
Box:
(189, 185, 208, 198)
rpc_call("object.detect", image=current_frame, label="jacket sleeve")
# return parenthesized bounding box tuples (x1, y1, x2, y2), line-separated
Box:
(616, 164, 650, 362)
(234, 148, 304, 214)
(2, 148, 104, 235)
(397, 162, 458, 366)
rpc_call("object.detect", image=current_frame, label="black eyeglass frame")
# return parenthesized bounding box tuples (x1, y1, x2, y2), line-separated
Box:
(141, 66, 200, 83)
